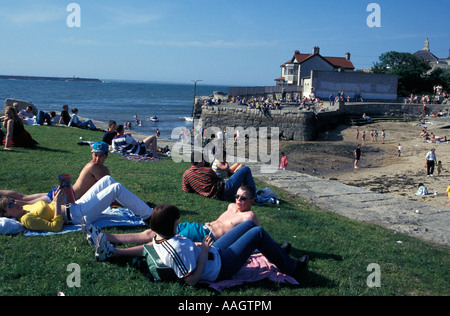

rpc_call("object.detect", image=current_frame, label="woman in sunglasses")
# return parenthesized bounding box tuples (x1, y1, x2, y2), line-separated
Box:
(151, 204, 309, 286)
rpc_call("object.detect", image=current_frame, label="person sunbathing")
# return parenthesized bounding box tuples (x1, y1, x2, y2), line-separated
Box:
(150, 204, 308, 286)
(0, 176, 152, 232)
(0, 190, 49, 204)
(84, 186, 269, 262)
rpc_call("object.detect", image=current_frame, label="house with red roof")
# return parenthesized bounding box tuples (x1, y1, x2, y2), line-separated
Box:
(275, 46, 355, 86)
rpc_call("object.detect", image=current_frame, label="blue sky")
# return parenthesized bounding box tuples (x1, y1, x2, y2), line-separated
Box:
(0, 0, 449, 86)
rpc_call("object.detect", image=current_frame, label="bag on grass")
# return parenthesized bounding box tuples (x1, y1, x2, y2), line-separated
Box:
(139, 244, 178, 282)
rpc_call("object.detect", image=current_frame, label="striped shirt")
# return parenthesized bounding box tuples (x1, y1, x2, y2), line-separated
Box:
(182, 166, 224, 199)
(112, 134, 146, 155)
(211, 159, 229, 180)
(153, 235, 221, 281)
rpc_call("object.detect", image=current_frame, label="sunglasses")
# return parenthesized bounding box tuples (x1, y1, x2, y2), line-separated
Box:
(7, 199, 15, 208)
(234, 194, 248, 201)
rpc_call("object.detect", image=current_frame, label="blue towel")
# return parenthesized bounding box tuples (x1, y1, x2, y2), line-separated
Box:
(23, 208, 146, 237)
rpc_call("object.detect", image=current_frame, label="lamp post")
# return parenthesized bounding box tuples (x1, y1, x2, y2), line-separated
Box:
(191, 79, 202, 118)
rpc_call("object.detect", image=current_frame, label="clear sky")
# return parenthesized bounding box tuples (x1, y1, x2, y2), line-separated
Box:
(0, 0, 449, 86)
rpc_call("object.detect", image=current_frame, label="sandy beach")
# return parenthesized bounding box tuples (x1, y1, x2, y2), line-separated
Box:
(280, 116, 450, 210)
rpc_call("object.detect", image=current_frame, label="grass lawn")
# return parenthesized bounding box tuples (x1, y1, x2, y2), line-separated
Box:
(0, 125, 449, 296)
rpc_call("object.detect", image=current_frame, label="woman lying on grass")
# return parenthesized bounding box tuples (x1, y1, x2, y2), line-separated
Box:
(0, 176, 152, 232)
(150, 204, 309, 286)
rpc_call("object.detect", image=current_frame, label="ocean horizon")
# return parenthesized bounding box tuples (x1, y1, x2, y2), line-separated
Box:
(0, 78, 229, 139)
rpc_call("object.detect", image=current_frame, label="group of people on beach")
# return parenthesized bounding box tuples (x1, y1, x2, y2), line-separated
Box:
(1, 111, 309, 286)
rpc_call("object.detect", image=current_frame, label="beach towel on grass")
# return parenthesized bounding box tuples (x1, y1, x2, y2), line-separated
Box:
(120, 154, 161, 162)
(201, 253, 299, 292)
(0, 208, 145, 237)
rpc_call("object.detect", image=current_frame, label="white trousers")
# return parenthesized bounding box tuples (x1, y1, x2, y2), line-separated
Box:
(69, 176, 153, 224)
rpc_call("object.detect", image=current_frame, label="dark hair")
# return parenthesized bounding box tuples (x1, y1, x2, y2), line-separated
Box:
(108, 120, 117, 127)
(191, 151, 205, 166)
(116, 125, 124, 134)
(239, 185, 256, 199)
(0, 198, 8, 217)
(150, 204, 180, 238)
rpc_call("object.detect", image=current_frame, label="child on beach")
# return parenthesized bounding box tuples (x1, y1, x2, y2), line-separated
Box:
(280, 152, 288, 170)
(437, 161, 442, 176)
(447, 184, 450, 206)
(398, 143, 402, 157)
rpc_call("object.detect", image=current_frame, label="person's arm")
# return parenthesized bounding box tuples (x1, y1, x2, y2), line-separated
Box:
(53, 188, 66, 220)
(184, 235, 213, 286)
(216, 161, 232, 175)
(4, 119, 13, 150)
(21, 213, 64, 232)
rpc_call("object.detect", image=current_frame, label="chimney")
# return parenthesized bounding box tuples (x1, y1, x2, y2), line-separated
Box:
(345, 52, 351, 61)
(313, 46, 320, 55)
(294, 50, 300, 54)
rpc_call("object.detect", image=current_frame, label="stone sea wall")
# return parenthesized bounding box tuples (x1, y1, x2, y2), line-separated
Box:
(198, 101, 449, 141)
(200, 105, 343, 141)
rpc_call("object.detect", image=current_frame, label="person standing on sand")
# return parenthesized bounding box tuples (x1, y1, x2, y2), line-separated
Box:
(446, 184, 450, 206)
(354, 144, 361, 169)
(280, 152, 288, 170)
(361, 131, 366, 146)
(425, 148, 437, 176)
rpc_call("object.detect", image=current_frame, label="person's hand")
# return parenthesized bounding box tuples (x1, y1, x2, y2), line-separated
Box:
(200, 235, 213, 253)
(53, 187, 66, 204)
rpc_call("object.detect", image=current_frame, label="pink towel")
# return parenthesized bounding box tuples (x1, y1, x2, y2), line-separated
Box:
(203, 253, 299, 292)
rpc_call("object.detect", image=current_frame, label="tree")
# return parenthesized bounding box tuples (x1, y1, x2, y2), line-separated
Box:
(372, 51, 431, 96)
(429, 68, 450, 92)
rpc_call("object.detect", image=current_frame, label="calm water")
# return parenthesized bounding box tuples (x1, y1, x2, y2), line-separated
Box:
(0, 79, 228, 138)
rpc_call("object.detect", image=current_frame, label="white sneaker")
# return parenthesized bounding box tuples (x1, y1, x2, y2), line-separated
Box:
(81, 216, 102, 247)
(95, 232, 115, 262)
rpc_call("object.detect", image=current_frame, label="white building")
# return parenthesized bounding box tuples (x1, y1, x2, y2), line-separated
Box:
(275, 46, 355, 86)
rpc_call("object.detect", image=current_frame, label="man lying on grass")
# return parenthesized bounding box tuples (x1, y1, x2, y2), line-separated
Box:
(84, 185, 286, 262)
(0, 141, 111, 205)
(0, 176, 152, 232)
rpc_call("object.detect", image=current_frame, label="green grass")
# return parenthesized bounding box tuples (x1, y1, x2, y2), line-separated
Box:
(1, 125, 449, 296)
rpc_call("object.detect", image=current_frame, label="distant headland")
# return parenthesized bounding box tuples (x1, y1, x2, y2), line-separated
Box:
(0, 75, 102, 83)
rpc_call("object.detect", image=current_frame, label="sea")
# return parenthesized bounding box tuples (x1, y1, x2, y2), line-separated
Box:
(0, 78, 229, 139)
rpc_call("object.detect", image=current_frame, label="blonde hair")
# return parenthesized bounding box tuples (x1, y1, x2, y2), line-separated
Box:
(5, 106, 21, 123)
